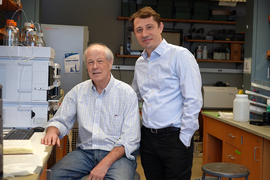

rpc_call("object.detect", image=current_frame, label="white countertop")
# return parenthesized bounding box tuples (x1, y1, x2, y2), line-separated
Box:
(3, 132, 53, 179)
(202, 111, 270, 140)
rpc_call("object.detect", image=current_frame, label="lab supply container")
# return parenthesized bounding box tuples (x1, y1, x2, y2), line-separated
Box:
(3, 19, 15, 46)
(21, 22, 33, 46)
(233, 94, 250, 122)
(36, 32, 45, 47)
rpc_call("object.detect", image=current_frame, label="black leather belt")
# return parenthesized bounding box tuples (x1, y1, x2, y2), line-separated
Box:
(143, 126, 180, 134)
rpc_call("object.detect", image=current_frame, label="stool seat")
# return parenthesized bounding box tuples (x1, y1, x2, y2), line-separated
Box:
(202, 163, 250, 180)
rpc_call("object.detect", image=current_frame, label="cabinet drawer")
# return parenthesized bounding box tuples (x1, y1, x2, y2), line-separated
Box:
(224, 124, 243, 150)
(203, 116, 224, 140)
(223, 142, 242, 164)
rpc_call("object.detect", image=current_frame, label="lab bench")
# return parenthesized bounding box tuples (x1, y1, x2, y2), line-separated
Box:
(202, 111, 270, 180)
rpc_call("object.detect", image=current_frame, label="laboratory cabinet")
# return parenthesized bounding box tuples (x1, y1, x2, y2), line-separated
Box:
(202, 112, 268, 180)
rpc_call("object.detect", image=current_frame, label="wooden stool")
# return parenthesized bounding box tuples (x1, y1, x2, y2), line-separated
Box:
(202, 162, 250, 180)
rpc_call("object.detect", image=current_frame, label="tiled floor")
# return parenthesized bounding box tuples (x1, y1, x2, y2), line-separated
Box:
(136, 154, 203, 180)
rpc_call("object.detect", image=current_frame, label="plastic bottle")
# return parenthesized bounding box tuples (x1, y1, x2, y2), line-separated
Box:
(36, 32, 45, 47)
(21, 22, 33, 46)
(233, 94, 250, 122)
(4, 19, 15, 46)
(27, 31, 37, 47)
(202, 44, 207, 59)
(120, 45, 123, 55)
(196, 44, 202, 59)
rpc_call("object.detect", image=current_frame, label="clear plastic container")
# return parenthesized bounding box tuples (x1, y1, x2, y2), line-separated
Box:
(36, 32, 45, 47)
(233, 94, 250, 122)
(21, 22, 33, 46)
(4, 19, 15, 46)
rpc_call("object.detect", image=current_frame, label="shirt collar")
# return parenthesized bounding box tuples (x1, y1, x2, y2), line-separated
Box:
(91, 73, 115, 94)
(141, 39, 168, 60)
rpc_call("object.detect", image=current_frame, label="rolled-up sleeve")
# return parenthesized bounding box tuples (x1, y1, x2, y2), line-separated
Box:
(114, 89, 141, 160)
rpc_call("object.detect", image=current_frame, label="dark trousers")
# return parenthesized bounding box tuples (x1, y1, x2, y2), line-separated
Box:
(140, 126, 194, 180)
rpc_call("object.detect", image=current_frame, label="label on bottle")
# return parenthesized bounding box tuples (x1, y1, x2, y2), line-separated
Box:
(197, 50, 202, 59)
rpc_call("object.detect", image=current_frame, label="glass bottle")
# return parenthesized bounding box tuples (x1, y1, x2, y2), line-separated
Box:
(36, 32, 45, 47)
(27, 31, 37, 47)
(13, 21, 20, 46)
(21, 22, 33, 46)
(4, 19, 15, 46)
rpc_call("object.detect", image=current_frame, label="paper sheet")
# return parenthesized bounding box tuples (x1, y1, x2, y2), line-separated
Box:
(218, 111, 233, 119)
(4, 132, 49, 177)
(64, 53, 80, 73)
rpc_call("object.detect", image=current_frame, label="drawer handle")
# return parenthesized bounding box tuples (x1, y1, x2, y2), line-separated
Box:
(254, 147, 259, 161)
(228, 155, 235, 159)
(229, 134, 236, 138)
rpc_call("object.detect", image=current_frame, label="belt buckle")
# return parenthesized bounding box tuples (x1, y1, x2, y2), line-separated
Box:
(150, 128, 158, 133)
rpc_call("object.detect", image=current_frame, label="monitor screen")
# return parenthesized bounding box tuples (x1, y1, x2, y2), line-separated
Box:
(127, 28, 183, 54)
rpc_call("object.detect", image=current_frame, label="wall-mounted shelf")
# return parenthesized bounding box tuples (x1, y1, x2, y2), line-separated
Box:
(112, 65, 243, 74)
(117, 17, 236, 25)
(0, 0, 22, 11)
(116, 52, 243, 63)
(184, 37, 245, 44)
(116, 52, 140, 58)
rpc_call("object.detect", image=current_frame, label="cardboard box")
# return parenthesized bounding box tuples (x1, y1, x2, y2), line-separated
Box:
(175, 12, 190, 20)
(194, 2, 209, 9)
(175, 6, 190, 13)
(230, 43, 242, 61)
(158, 0, 173, 6)
(159, 12, 172, 19)
(213, 15, 227, 21)
(142, 0, 157, 6)
(174, 0, 189, 7)
(121, 2, 129, 17)
(212, 9, 230, 16)
(194, 13, 209, 20)
(194, 7, 209, 14)
(129, 1, 137, 16)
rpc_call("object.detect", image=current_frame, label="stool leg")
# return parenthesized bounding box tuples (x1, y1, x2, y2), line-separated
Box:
(245, 177, 249, 180)
(218, 177, 221, 180)
(202, 173, 206, 180)
(229, 178, 232, 180)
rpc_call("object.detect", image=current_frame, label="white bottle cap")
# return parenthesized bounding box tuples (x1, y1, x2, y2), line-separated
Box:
(37, 32, 43, 37)
(30, 31, 36, 35)
(24, 22, 31, 27)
